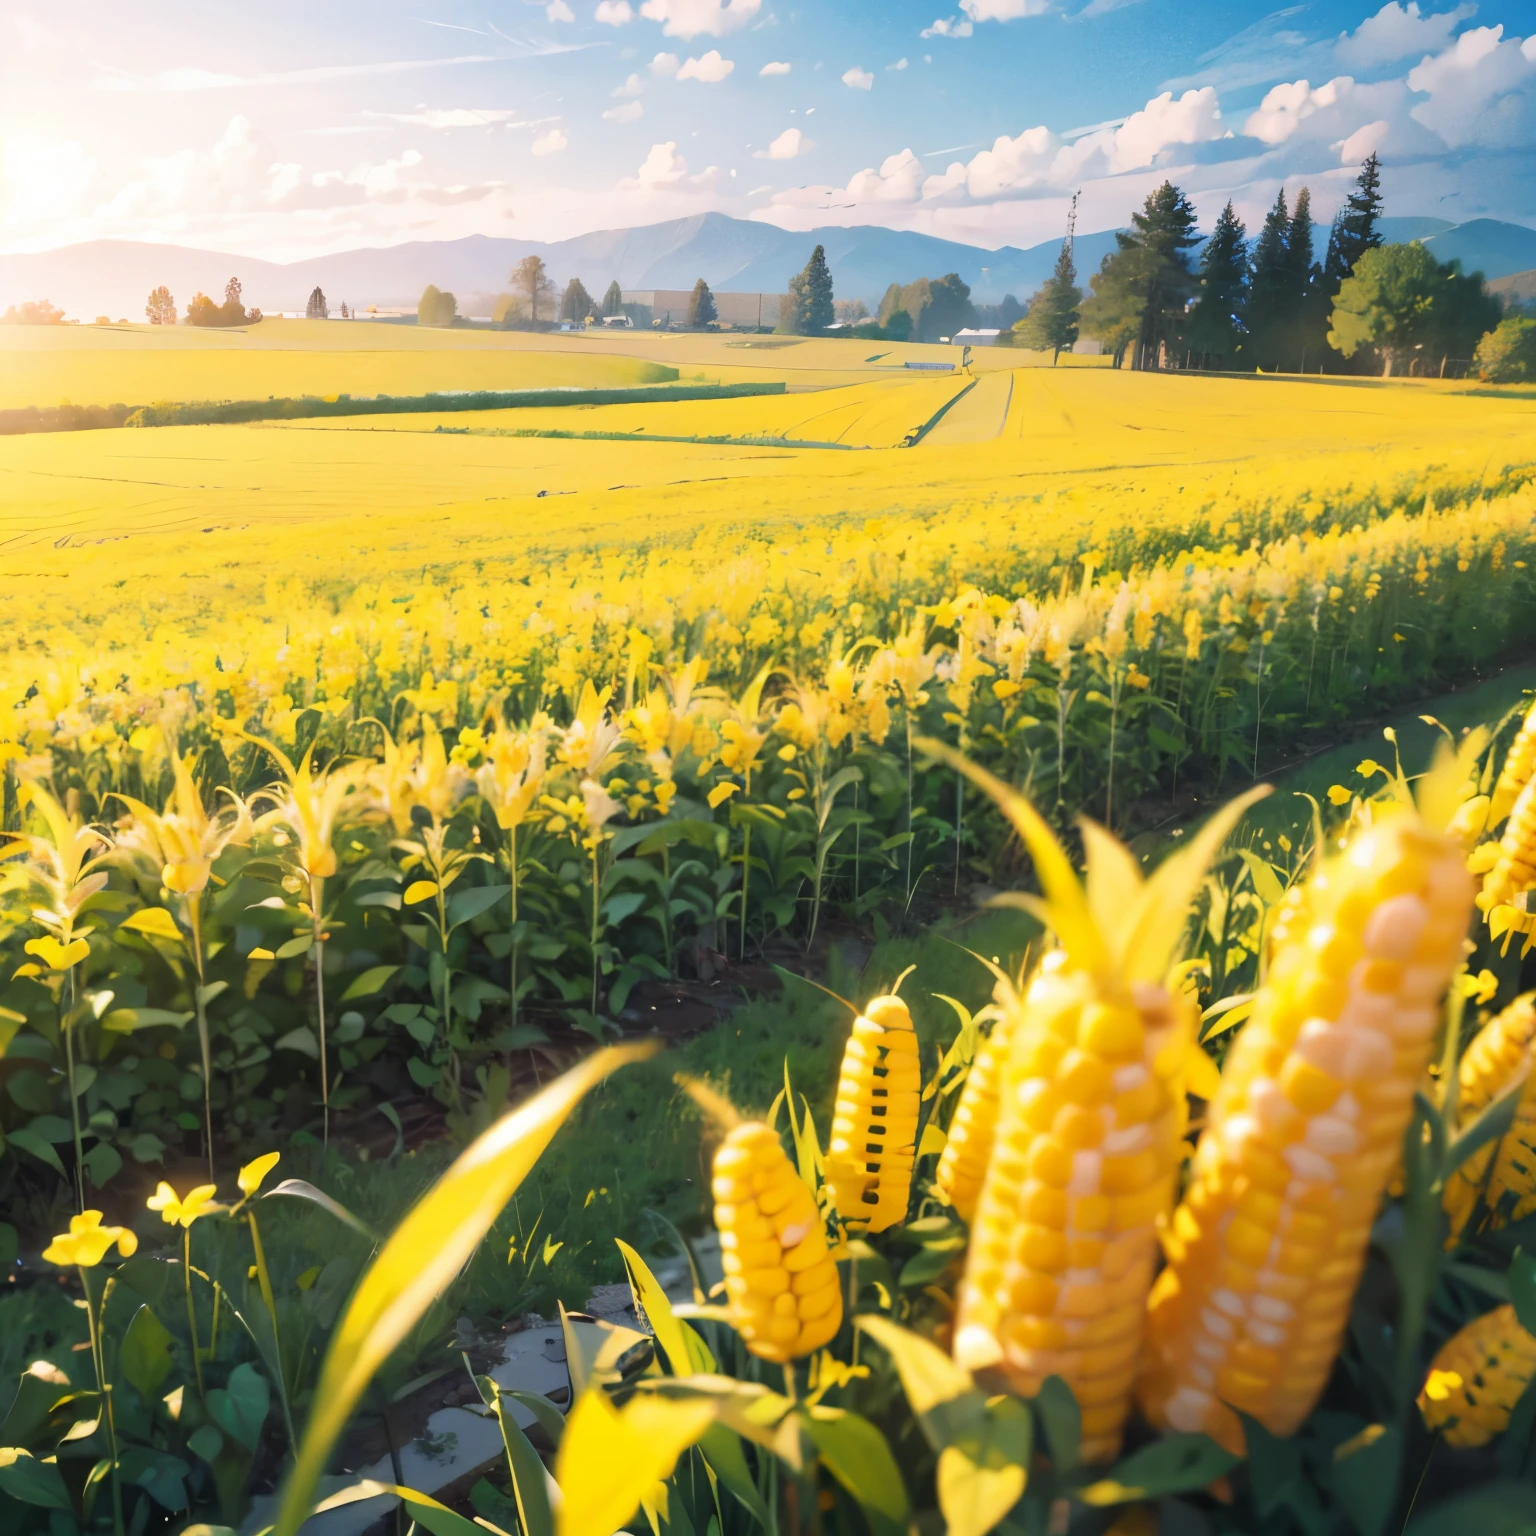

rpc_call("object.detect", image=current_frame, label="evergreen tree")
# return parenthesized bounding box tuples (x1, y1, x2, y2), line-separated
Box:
(784, 244, 835, 333)
(305, 286, 328, 320)
(686, 277, 718, 327)
(1244, 190, 1291, 368)
(560, 277, 595, 323)
(1286, 187, 1327, 371)
(1184, 200, 1249, 368)
(1324, 152, 1384, 287)
(601, 280, 624, 317)
(1079, 181, 1199, 369)
(1014, 206, 1081, 363)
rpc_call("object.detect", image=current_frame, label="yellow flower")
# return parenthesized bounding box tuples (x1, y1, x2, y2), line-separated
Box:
(42, 1211, 138, 1268)
(1421, 1368, 1463, 1403)
(237, 1151, 281, 1198)
(1327, 785, 1352, 806)
(707, 782, 740, 809)
(1356, 758, 1385, 779)
(147, 1180, 223, 1228)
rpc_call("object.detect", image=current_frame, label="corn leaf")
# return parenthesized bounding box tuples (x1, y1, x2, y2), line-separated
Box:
(1078, 1433, 1239, 1505)
(555, 1386, 714, 1536)
(473, 1374, 559, 1536)
(270, 1042, 655, 1536)
(857, 1315, 985, 1453)
(616, 1238, 692, 1377)
(801, 1405, 910, 1536)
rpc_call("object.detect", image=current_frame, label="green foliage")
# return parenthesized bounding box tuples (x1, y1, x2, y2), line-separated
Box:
(686, 278, 718, 328)
(1013, 231, 1080, 362)
(1476, 316, 1536, 383)
(783, 245, 835, 335)
(1185, 199, 1249, 366)
(1329, 242, 1503, 375)
(876, 273, 974, 343)
(560, 279, 595, 325)
(418, 285, 459, 328)
(1325, 150, 1385, 287)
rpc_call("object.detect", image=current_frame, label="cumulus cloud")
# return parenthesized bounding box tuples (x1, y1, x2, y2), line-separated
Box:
(613, 72, 645, 96)
(1244, 77, 1357, 144)
(755, 127, 812, 159)
(595, 1, 634, 22)
(651, 51, 681, 75)
(888, 58, 910, 70)
(782, 85, 1228, 217)
(1407, 25, 1536, 148)
(532, 128, 569, 154)
(960, 0, 1050, 19)
(843, 66, 874, 89)
(677, 49, 734, 81)
(760, 60, 791, 75)
(638, 0, 761, 39)
(922, 18, 974, 38)
(1334, 2, 1474, 70)
(623, 139, 721, 191)
(545, 0, 576, 18)
(603, 99, 644, 121)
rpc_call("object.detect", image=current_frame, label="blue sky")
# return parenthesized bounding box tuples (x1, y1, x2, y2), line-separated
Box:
(2, 1, 1533, 258)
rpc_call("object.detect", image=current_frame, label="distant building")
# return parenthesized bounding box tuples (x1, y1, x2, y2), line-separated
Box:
(622, 290, 785, 329)
(950, 328, 1002, 345)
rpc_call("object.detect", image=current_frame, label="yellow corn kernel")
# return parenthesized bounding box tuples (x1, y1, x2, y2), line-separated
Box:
(955, 952, 1197, 1464)
(1491, 702, 1536, 826)
(1484, 1072, 1536, 1228)
(1444, 993, 1536, 1240)
(1418, 1305, 1536, 1447)
(1139, 806, 1473, 1455)
(827, 995, 920, 1233)
(936, 1007, 1014, 1223)
(711, 1121, 843, 1362)
(1480, 775, 1536, 915)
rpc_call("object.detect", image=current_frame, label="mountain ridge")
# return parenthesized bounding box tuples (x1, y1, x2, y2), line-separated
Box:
(3, 211, 1532, 323)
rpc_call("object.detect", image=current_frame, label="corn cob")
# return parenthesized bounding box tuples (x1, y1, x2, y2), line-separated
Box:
(936, 1008, 1015, 1223)
(1484, 1071, 1536, 1227)
(1139, 804, 1473, 1454)
(1478, 774, 1536, 916)
(1491, 700, 1536, 826)
(934, 746, 1264, 1465)
(1418, 1305, 1536, 1447)
(827, 995, 921, 1233)
(1444, 993, 1536, 1240)
(712, 1120, 844, 1362)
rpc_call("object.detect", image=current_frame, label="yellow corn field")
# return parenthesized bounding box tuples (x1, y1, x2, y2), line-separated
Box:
(8, 324, 1536, 1536)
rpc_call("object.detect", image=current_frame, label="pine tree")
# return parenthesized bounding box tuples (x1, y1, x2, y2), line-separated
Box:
(305, 286, 328, 321)
(1014, 199, 1081, 363)
(785, 245, 835, 334)
(1184, 201, 1249, 368)
(601, 280, 624, 317)
(1325, 152, 1384, 287)
(1287, 187, 1329, 371)
(560, 278, 595, 323)
(1244, 190, 1291, 368)
(1079, 181, 1199, 369)
(687, 277, 717, 327)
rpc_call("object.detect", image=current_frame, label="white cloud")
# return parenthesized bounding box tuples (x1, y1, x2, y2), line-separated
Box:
(888, 58, 910, 70)
(843, 66, 875, 89)
(638, 0, 762, 40)
(368, 107, 525, 128)
(677, 49, 734, 81)
(624, 139, 721, 191)
(1334, 2, 1474, 70)
(1339, 118, 1392, 161)
(545, 0, 576, 18)
(532, 128, 569, 154)
(1244, 77, 1356, 144)
(773, 148, 927, 212)
(922, 18, 974, 38)
(1104, 87, 1225, 170)
(651, 51, 681, 75)
(603, 100, 645, 121)
(1, 137, 98, 235)
(960, 0, 1050, 19)
(760, 60, 791, 75)
(594, 1, 633, 23)
(755, 127, 812, 159)
(1407, 25, 1536, 148)
(613, 72, 645, 96)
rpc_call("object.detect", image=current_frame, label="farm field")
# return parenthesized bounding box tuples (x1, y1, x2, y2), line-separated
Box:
(9, 318, 1536, 1536)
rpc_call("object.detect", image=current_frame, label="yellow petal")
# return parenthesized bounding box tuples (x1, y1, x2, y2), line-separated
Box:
(403, 880, 440, 905)
(239, 1151, 281, 1197)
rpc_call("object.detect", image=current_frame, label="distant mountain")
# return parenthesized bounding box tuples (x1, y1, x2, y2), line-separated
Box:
(0, 214, 1115, 319)
(1420, 218, 1536, 280)
(1490, 269, 1536, 311)
(4, 212, 1531, 322)
(1376, 216, 1456, 242)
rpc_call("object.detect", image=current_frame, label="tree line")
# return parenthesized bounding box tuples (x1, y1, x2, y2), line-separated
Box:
(1017, 155, 1509, 377)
